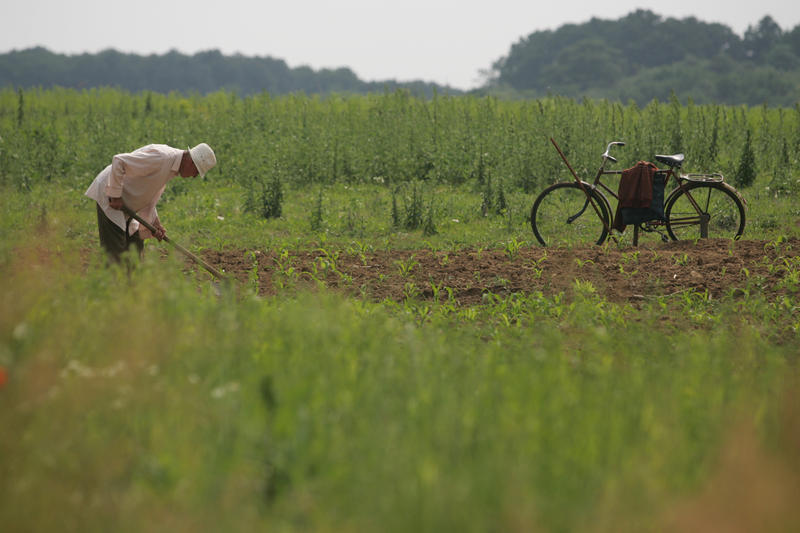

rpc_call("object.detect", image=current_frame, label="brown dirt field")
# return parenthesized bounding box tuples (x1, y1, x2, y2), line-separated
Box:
(201, 239, 800, 305)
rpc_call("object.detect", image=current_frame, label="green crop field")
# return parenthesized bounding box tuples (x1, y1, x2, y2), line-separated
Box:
(1, 89, 799, 532)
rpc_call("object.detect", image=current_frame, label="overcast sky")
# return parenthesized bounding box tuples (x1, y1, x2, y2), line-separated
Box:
(3, 0, 799, 90)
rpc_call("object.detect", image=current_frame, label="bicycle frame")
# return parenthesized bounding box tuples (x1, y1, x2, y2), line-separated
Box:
(549, 137, 725, 240)
(549, 138, 618, 239)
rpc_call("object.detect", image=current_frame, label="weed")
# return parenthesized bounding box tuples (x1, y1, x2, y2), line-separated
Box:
(244, 173, 284, 219)
(310, 188, 324, 231)
(734, 128, 757, 188)
(423, 206, 438, 237)
(391, 188, 400, 228)
(402, 182, 424, 230)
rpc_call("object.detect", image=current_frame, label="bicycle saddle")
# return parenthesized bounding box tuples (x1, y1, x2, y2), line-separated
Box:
(654, 153, 685, 168)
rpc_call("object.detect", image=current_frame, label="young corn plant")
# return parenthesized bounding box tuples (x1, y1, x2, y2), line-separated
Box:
(673, 253, 690, 266)
(346, 240, 373, 266)
(776, 256, 800, 292)
(403, 282, 421, 301)
(247, 251, 260, 292)
(503, 237, 525, 261)
(572, 279, 597, 298)
(529, 253, 548, 279)
(272, 248, 299, 290)
(621, 251, 640, 264)
(395, 254, 419, 278)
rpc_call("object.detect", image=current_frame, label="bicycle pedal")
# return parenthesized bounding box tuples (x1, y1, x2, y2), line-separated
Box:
(640, 223, 669, 242)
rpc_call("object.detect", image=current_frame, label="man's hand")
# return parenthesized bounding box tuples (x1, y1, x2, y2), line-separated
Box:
(108, 197, 123, 210)
(153, 220, 167, 241)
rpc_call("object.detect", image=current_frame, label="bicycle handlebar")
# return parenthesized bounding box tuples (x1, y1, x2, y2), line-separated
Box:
(602, 141, 625, 163)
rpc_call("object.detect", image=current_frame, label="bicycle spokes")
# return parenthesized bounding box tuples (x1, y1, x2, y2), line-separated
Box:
(665, 183, 745, 240)
(531, 182, 611, 246)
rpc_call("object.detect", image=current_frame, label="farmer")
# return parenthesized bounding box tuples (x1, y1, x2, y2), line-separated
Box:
(85, 143, 216, 263)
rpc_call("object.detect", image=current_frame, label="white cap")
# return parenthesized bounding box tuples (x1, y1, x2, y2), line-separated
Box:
(188, 143, 217, 178)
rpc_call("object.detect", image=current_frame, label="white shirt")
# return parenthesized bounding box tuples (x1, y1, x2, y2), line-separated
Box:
(85, 144, 183, 237)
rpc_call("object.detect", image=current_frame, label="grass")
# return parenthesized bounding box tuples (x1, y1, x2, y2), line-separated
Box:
(1, 179, 800, 532)
(1, 89, 800, 531)
(36, 175, 796, 258)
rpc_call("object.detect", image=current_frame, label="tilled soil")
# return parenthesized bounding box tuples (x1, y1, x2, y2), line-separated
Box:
(201, 239, 800, 305)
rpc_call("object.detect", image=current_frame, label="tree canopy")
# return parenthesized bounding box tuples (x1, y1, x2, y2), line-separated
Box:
(488, 10, 800, 105)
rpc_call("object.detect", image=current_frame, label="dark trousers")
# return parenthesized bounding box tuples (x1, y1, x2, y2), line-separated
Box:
(96, 203, 143, 263)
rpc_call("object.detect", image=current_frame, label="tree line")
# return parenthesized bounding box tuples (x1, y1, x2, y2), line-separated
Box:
(1, 10, 799, 105)
(0, 48, 458, 98)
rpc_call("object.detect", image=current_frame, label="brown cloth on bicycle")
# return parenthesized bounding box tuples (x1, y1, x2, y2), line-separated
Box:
(613, 160, 658, 231)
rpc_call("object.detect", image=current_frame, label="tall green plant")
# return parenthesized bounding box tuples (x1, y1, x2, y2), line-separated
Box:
(734, 129, 757, 188)
(310, 188, 324, 231)
(245, 174, 284, 219)
(1, 88, 799, 197)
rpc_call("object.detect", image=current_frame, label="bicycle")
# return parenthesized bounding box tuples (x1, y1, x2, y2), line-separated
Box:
(530, 138, 746, 247)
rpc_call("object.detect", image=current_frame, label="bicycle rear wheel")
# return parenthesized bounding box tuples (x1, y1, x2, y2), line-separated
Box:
(530, 182, 611, 246)
(664, 182, 745, 240)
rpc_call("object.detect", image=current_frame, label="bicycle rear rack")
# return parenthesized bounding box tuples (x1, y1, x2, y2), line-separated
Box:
(682, 173, 724, 183)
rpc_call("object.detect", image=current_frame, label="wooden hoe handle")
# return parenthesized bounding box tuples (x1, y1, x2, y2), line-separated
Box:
(122, 205, 226, 280)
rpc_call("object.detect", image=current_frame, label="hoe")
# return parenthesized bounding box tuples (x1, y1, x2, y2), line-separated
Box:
(122, 205, 226, 280)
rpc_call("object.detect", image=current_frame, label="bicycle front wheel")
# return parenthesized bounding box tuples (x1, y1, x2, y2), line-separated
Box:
(664, 182, 746, 240)
(530, 182, 611, 246)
